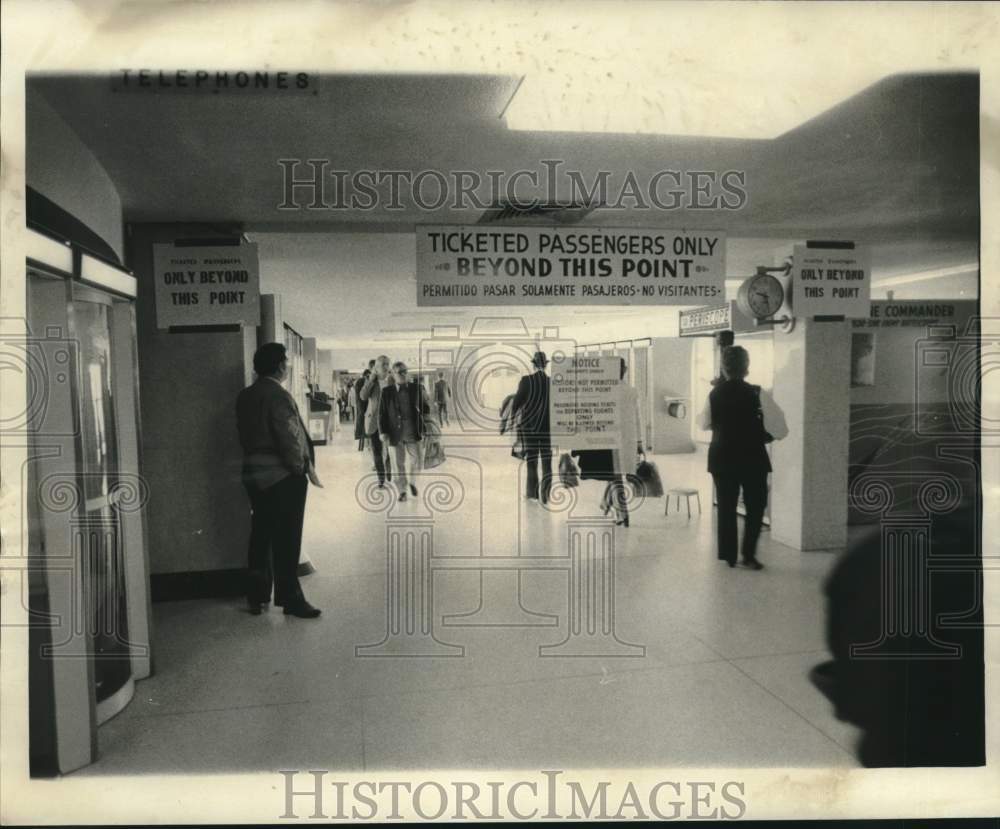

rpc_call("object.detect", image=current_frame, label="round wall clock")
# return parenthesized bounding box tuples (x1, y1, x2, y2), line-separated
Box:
(737, 272, 785, 319)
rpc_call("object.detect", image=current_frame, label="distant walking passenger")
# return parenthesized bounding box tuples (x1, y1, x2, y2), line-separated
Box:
(236, 342, 323, 618)
(511, 351, 553, 504)
(360, 356, 393, 486)
(352, 368, 370, 451)
(434, 371, 452, 426)
(697, 345, 787, 570)
(379, 361, 429, 501)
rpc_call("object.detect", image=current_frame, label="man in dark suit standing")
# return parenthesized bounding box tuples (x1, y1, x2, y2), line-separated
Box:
(511, 351, 553, 504)
(697, 345, 787, 570)
(236, 342, 323, 618)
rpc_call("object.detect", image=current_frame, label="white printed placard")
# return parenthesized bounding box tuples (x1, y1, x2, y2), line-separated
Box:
(793, 244, 870, 318)
(153, 243, 261, 328)
(549, 355, 624, 452)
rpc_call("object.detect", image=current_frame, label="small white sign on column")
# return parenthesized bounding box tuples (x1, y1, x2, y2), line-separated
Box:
(793, 244, 871, 318)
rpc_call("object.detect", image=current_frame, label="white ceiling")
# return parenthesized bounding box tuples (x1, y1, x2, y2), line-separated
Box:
(27, 70, 980, 348)
(29, 71, 978, 239)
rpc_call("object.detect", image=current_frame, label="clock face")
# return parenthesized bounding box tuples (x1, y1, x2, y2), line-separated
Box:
(746, 274, 784, 318)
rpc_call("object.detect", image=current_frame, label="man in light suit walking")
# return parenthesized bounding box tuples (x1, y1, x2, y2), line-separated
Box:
(236, 342, 323, 618)
(360, 354, 393, 488)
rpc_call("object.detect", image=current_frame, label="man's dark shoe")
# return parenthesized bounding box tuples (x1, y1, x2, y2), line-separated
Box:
(283, 601, 321, 618)
(399, 492, 407, 502)
(739, 559, 764, 571)
(409, 484, 417, 496)
(248, 601, 264, 615)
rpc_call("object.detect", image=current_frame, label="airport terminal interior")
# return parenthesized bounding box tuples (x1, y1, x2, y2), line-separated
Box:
(20, 70, 983, 776)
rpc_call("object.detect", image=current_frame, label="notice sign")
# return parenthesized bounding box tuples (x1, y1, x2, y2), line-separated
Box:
(152, 243, 261, 329)
(549, 355, 623, 452)
(793, 244, 870, 318)
(416, 225, 726, 306)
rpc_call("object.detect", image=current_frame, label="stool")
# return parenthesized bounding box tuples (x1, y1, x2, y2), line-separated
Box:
(665, 488, 701, 518)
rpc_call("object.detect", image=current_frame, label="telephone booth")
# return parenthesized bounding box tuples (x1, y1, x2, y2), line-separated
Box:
(21, 227, 152, 775)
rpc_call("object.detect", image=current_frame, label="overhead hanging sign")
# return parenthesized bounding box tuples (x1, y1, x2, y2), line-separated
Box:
(416, 225, 726, 306)
(851, 300, 977, 329)
(152, 243, 261, 329)
(678, 300, 758, 336)
(793, 243, 871, 318)
(549, 355, 624, 452)
(679, 302, 731, 335)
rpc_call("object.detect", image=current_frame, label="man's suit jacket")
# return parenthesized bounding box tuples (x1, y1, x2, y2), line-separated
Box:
(379, 380, 429, 446)
(511, 370, 551, 447)
(236, 376, 314, 491)
(359, 374, 390, 436)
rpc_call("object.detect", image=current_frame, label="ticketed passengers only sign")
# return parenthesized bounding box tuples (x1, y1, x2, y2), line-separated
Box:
(416, 226, 726, 306)
(793, 243, 871, 318)
(152, 243, 261, 329)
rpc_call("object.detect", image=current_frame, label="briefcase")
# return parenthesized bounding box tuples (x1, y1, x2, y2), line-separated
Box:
(630, 456, 664, 497)
(424, 438, 446, 469)
(558, 453, 580, 488)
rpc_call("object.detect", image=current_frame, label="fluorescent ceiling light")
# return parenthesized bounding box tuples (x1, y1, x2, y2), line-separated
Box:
(505, 71, 894, 139)
(26, 229, 73, 275)
(80, 253, 137, 298)
(873, 263, 978, 288)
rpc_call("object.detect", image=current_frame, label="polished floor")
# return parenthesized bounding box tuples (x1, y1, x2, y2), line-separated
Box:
(80, 421, 861, 774)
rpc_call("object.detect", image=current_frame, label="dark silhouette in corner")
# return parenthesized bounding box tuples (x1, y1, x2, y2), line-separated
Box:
(812, 505, 985, 767)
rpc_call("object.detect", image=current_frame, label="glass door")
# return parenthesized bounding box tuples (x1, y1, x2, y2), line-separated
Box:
(71, 286, 132, 718)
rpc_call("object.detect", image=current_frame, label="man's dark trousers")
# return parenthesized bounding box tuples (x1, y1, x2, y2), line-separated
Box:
(712, 467, 768, 565)
(368, 431, 391, 485)
(246, 473, 308, 606)
(524, 440, 553, 503)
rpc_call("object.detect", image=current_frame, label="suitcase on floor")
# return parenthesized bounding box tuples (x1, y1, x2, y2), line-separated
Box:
(558, 453, 580, 487)
(629, 455, 664, 497)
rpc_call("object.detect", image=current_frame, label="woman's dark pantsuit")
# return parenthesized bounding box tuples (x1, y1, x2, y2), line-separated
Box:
(712, 467, 769, 565)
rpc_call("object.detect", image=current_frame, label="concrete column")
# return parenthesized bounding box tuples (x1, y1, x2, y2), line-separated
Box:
(770, 318, 851, 551)
(258, 293, 284, 345)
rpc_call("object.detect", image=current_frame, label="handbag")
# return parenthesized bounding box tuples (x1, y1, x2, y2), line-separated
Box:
(511, 431, 527, 460)
(507, 401, 528, 460)
(499, 394, 515, 435)
(630, 454, 664, 497)
(558, 453, 580, 488)
(753, 385, 775, 444)
(424, 437, 446, 469)
(423, 417, 445, 469)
